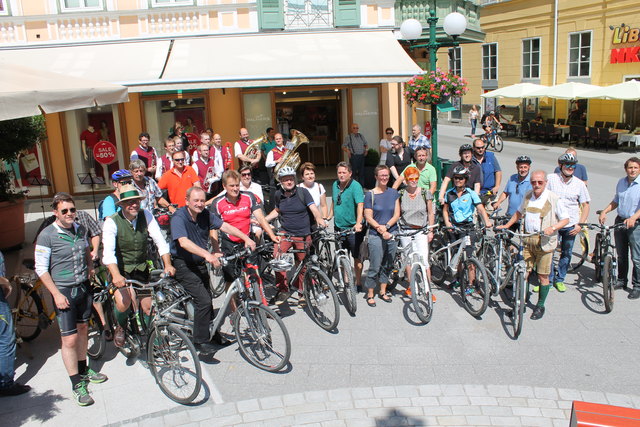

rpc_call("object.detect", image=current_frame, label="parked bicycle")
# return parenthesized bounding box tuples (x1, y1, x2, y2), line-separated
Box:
(477, 213, 515, 296)
(429, 225, 490, 318)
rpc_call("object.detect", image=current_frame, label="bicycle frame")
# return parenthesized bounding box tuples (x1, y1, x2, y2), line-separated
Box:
(431, 231, 473, 276)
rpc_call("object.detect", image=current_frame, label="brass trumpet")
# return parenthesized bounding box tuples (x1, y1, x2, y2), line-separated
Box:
(274, 129, 309, 180)
(242, 133, 267, 164)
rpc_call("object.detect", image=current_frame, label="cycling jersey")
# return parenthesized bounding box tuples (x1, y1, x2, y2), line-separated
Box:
(445, 187, 481, 225)
(209, 191, 261, 243)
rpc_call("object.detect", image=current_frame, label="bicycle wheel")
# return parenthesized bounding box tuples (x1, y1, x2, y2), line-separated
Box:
(570, 232, 589, 272)
(14, 286, 44, 342)
(602, 254, 614, 313)
(207, 263, 226, 299)
(336, 255, 357, 316)
(593, 234, 603, 281)
(303, 268, 340, 331)
(513, 270, 526, 339)
(233, 302, 291, 372)
(479, 241, 499, 294)
(317, 240, 334, 271)
(87, 307, 106, 360)
(459, 257, 490, 317)
(494, 135, 504, 152)
(429, 236, 448, 286)
(147, 323, 202, 404)
(410, 264, 433, 324)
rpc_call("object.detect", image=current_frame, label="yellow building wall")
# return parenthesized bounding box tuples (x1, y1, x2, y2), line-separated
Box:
(122, 93, 144, 155)
(24, 21, 49, 43)
(44, 113, 71, 193)
(209, 89, 242, 145)
(117, 0, 139, 11)
(21, 1, 47, 15)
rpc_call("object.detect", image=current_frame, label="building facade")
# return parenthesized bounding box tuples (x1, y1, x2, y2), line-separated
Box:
(0, 0, 482, 196)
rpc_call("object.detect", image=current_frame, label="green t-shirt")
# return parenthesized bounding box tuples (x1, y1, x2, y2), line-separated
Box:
(332, 179, 365, 229)
(261, 140, 276, 155)
(402, 162, 437, 190)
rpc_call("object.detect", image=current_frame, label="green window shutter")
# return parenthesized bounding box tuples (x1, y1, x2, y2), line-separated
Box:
(258, 0, 284, 30)
(334, 0, 360, 27)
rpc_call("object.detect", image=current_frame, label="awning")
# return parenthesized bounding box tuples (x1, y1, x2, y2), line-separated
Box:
(0, 31, 422, 92)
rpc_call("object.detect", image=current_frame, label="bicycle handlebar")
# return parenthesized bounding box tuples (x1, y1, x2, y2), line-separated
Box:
(496, 228, 542, 238)
(578, 222, 626, 231)
(395, 224, 439, 238)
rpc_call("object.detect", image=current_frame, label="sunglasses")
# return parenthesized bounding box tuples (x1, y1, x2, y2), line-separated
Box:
(531, 180, 545, 185)
(407, 177, 419, 182)
(386, 131, 393, 135)
(173, 158, 185, 162)
(241, 173, 252, 177)
(60, 207, 77, 215)
(474, 146, 486, 150)
(117, 179, 133, 185)
(453, 176, 466, 180)
(563, 164, 577, 169)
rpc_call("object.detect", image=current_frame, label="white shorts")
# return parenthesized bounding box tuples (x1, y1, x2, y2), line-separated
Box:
(399, 232, 430, 267)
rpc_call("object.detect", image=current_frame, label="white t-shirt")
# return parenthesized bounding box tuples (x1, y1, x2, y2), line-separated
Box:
(518, 189, 569, 233)
(379, 138, 392, 165)
(298, 182, 325, 207)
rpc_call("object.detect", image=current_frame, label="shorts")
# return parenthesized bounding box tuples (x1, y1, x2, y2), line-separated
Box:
(336, 226, 365, 260)
(448, 223, 477, 256)
(55, 281, 92, 337)
(523, 235, 553, 275)
(399, 231, 430, 266)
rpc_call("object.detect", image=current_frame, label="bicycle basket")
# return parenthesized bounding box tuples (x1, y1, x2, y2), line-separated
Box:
(269, 253, 294, 272)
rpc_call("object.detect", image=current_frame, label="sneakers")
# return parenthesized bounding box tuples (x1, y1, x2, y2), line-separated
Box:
(532, 285, 539, 293)
(0, 382, 31, 397)
(628, 288, 640, 300)
(83, 368, 108, 384)
(530, 305, 545, 320)
(72, 382, 94, 406)
(555, 282, 567, 292)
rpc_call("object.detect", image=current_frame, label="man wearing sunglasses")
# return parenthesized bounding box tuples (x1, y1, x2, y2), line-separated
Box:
(35, 193, 107, 406)
(158, 150, 201, 208)
(546, 153, 590, 293)
(98, 169, 133, 221)
(472, 138, 502, 209)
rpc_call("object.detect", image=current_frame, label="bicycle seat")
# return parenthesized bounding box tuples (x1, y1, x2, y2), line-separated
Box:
(22, 258, 35, 270)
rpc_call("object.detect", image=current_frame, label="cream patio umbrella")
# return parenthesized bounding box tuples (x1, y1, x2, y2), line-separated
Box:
(526, 82, 601, 99)
(582, 79, 640, 100)
(480, 83, 549, 98)
(0, 63, 129, 121)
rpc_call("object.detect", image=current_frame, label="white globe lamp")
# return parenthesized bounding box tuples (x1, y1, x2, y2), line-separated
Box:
(443, 12, 467, 37)
(400, 18, 423, 41)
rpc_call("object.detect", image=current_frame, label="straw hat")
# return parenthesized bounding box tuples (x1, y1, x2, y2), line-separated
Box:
(116, 184, 145, 205)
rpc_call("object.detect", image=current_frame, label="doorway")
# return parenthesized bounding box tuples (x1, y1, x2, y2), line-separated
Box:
(275, 90, 341, 166)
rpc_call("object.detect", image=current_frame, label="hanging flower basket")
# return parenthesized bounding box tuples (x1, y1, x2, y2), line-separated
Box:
(404, 68, 469, 106)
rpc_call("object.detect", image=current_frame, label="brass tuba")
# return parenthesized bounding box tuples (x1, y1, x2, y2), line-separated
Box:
(242, 133, 267, 165)
(274, 129, 309, 180)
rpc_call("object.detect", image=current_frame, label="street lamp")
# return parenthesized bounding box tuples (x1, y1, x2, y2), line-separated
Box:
(401, 11, 467, 179)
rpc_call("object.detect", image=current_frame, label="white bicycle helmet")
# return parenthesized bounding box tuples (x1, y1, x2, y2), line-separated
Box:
(277, 166, 297, 179)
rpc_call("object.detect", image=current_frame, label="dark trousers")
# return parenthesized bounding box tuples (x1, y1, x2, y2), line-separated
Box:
(350, 154, 365, 186)
(614, 216, 640, 289)
(174, 258, 212, 344)
(0, 290, 16, 389)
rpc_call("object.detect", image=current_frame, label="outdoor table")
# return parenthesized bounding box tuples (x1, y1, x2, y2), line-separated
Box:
(554, 124, 571, 139)
(618, 132, 640, 149)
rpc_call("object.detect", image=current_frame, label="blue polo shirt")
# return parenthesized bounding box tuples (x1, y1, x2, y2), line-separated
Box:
(276, 186, 315, 237)
(332, 179, 365, 229)
(171, 206, 223, 264)
(613, 176, 640, 219)
(445, 187, 481, 224)
(474, 151, 501, 194)
(504, 173, 532, 216)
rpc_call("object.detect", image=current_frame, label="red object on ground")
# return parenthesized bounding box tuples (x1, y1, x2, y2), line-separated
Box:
(424, 121, 432, 139)
(571, 401, 640, 426)
(93, 141, 118, 165)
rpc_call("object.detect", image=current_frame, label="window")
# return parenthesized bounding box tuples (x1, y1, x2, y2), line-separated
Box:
(151, 0, 194, 7)
(0, 0, 8, 16)
(522, 38, 540, 79)
(569, 31, 591, 77)
(285, 0, 333, 29)
(60, 0, 103, 11)
(482, 43, 497, 80)
(448, 47, 461, 76)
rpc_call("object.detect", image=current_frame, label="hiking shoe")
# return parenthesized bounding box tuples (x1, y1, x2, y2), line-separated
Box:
(555, 282, 566, 292)
(532, 285, 539, 293)
(72, 382, 94, 407)
(83, 368, 108, 384)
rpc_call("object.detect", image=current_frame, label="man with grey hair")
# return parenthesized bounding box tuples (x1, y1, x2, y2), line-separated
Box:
(343, 123, 369, 186)
(130, 159, 172, 213)
(408, 124, 430, 152)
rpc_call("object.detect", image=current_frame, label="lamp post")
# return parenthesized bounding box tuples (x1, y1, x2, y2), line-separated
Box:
(401, 11, 467, 179)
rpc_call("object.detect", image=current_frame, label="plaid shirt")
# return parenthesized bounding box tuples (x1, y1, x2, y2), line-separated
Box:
(408, 134, 431, 151)
(135, 177, 163, 211)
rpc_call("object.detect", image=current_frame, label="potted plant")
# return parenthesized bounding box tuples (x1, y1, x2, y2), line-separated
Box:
(0, 116, 46, 249)
(404, 68, 469, 105)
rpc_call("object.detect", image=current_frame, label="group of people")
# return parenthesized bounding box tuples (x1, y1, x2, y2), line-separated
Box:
(5, 120, 640, 410)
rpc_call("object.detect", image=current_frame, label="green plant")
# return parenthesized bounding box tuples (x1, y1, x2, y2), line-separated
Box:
(365, 149, 380, 167)
(404, 68, 468, 105)
(0, 116, 46, 202)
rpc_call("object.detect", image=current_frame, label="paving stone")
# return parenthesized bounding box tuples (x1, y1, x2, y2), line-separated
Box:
(322, 420, 347, 427)
(350, 388, 374, 399)
(552, 419, 567, 427)
(381, 397, 412, 408)
(163, 411, 191, 426)
(497, 397, 528, 407)
(325, 400, 354, 411)
(364, 408, 390, 418)
(236, 398, 260, 413)
(422, 405, 454, 416)
(394, 385, 420, 398)
(294, 411, 338, 424)
(283, 393, 307, 406)
(465, 415, 492, 425)
(211, 403, 239, 418)
(439, 396, 470, 406)
(450, 405, 482, 415)
(373, 386, 397, 398)
(242, 408, 287, 423)
(436, 415, 467, 425)
(343, 418, 375, 427)
(140, 417, 163, 427)
(527, 399, 558, 409)
(206, 414, 243, 427)
(540, 408, 566, 419)
(490, 415, 522, 425)
(418, 384, 442, 396)
(481, 406, 514, 416)
(557, 388, 582, 401)
(606, 392, 635, 407)
(486, 385, 511, 397)
(353, 399, 382, 409)
(328, 389, 352, 402)
(262, 416, 296, 427)
(580, 391, 607, 404)
(512, 407, 542, 417)
(534, 387, 559, 400)
(392, 407, 424, 417)
(410, 396, 439, 406)
(260, 395, 284, 409)
(558, 401, 572, 410)
(509, 385, 535, 398)
(442, 384, 466, 396)
(305, 391, 329, 403)
(464, 385, 489, 397)
(520, 416, 553, 427)
(188, 406, 213, 422)
(337, 409, 367, 420)
(469, 396, 498, 406)
(284, 402, 326, 415)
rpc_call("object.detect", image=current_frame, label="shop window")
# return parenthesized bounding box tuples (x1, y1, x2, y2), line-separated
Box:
(522, 38, 540, 79)
(351, 87, 379, 153)
(0, 1, 9, 16)
(243, 93, 273, 139)
(59, 0, 104, 12)
(482, 43, 497, 81)
(151, 0, 194, 7)
(569, 31, 591, 77)
(448, 47, 462, 76)
(2, 139, 50, 198)
(64, 106, 125, 193)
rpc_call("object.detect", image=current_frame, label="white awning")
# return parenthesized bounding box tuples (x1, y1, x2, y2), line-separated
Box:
(0, 31, 421, 93)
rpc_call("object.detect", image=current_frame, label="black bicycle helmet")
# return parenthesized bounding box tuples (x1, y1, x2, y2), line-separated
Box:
(515, 155, 532, 164)
(451, 165, 470, 177)
(558, 153, 577, 164)
(459, 144, 473, 155)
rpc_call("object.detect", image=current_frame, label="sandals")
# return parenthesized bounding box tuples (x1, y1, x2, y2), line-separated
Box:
(366, 296, 377, 307)
(379, 293, 392, 303)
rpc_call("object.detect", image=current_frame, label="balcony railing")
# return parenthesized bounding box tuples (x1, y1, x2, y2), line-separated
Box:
(144, 11, 202, 35)
(55, 16, 115, 40)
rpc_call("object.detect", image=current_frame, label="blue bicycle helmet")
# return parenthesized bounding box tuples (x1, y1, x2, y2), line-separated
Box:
(111, 169, 133, 182)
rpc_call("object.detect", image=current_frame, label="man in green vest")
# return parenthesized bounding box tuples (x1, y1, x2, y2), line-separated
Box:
(102, 184, 175, 347)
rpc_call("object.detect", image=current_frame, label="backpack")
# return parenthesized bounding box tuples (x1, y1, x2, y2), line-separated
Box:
(399, 187, 430, 205)
(98, 193, 118, 221)
(274, 186, 316, 226)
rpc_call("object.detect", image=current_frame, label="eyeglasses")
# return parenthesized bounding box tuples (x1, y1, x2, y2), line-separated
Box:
(453, 176, 466, 180)
(407, 178, 419, 182)
(241, 173, 252, 177)
(117, 179, 133, 185)
(563, 164, 577, 169)
(122, 199, 140, 206)
(386, 131, 393, 135)
(531, 180, 545, 185)
(173, 158, 185, 162)
(474, 146, 486, 150)
(60, 208, 77, 215)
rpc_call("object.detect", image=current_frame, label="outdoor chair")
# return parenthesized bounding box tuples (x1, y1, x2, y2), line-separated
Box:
(616, 122, 630, 130)
(557, 118, 566, 125)
(529, 122, 542, 141)
(587, 127, 600, 147)
(594, 121, 604, 128)
(569, 126, 585, 145)
(520, 121, 530, 141)
(604, 121, 615, 129)
(597, 127, 617, 152)
(546, 118, 555, 125)
(543, 123, 561, 143)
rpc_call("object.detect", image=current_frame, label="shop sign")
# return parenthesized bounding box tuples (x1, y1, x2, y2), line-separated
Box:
(610, 24, 640, 64)
(93, 141, 117, 165)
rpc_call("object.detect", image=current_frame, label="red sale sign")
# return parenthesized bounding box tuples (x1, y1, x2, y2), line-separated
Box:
(93, 141, 117, 165)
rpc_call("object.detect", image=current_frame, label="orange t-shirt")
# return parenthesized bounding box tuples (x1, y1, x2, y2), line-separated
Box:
(158, 166, 200, 207)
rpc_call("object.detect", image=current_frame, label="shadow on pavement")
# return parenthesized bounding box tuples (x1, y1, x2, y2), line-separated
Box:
(374, 407, 428, 426)
(1, 389, 65, 427)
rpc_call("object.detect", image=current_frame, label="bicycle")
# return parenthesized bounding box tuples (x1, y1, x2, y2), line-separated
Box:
(477, 213, 515, 296)
(483, 128, 504, 152)
(429, 225, 490, 318)
(495, 228, 539, 339)
(569, 227, 590, 272)
(392, 225, 438, 324)
(579, 220, 625, 313)
(274, 230, 340, 331)
(96, 272, 202, 404)
(314, 229, 357, 316)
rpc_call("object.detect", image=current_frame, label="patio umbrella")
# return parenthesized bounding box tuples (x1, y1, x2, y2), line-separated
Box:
(480, 83, 549, 98)
(0, 63, 129, 121)
(527, 82, 601, 99)
(582, 80, 640, 100)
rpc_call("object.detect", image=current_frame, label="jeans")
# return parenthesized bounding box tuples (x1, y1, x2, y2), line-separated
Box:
(365, 234, 398, 289)
(614, 217, 640, 289)
(350, 154, 365, 187)
(0, 290, 16, 389)
(550, 227, 577, 284)
(173, 258, 212, 344)
(470, 119, 477, 135)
